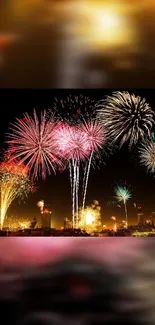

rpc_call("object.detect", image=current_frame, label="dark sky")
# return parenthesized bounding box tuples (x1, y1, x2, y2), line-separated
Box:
(0, 89, 155, 228)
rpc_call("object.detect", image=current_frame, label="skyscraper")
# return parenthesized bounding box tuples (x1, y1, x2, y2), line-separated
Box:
(137, 206, 144, 225)
(41, 206, 52, 229)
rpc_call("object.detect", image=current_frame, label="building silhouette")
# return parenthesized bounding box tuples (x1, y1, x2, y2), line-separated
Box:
(137, 206, 144, 225)
(41, 206, 52, 229)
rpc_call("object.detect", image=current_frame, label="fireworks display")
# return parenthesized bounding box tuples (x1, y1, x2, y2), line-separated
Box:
(37, 200, 44, 214)
(79, 200, 102, 234)
(80, 119, 106, 214)
(52, 95, 106, 228)
(53, 122, 91, 228)
(2, 90, 155, 234)
(139, 139, 155, 175)
(114, 185, 131, 228)
(61, 125, 90, 161)
(53, 94, 95, 123)
(96, 91, 154, 148)
(0, 159, 34, 230)
(6, 109, 62, 180)
(67, 126, 90, 228)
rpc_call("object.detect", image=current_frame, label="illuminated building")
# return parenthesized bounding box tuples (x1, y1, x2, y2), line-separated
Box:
(41, 206, 52, 229)
(137, 206, 144, 225)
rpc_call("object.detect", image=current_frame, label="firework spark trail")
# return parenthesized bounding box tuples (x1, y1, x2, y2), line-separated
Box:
(124, 201, 128, 228)
(72, 160, 77, 229)
(6, 109, 62, 180)
(52, 95, 96, 228)
(69, 161, 73, 194)
(114, 185, 131, 228)
(68, 127, 90, 228)
(52, 122, 91, 228)
(80, 119, 105, 212)
(76, 162, 80, 228)
(82, 151, 94, 215)
(82, 165, 87, 194)
(96, 91, 154, 148)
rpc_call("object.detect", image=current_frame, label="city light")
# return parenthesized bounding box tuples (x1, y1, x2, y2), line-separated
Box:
(113, 223, 117, 232)
(19, 221, 30, 229)
(4, 216, 30, 231)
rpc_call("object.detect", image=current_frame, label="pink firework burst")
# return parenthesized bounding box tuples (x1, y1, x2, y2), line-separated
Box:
(81, 119, 106, 152)
(67, 126, 91, 161)
(6, 110, 62, 180)
(52, 122, 72, 158)
(53, 123, 91, 162)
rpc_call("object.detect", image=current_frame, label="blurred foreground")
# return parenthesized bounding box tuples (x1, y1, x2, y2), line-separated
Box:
(0, 0, 155, 88)
(0, 238, 155, 325)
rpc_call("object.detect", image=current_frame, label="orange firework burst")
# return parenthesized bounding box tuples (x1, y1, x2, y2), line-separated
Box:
(0, 158, 34, 230)
(0, 160, 29, 177)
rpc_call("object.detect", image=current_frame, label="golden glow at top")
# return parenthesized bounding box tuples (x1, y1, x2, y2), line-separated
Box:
(52, 1, 137, 50)
(85, 7, 134, 49)
(97, 11, 121, 29)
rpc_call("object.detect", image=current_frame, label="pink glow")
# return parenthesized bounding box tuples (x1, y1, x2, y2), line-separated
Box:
(0, 238, 145, 269)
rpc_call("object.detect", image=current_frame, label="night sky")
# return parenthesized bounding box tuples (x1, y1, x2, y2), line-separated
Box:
(0, 89, 155, 228)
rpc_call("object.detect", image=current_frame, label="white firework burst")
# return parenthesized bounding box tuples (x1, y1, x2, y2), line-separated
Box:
(96, 91, 154, 148)
(139, 139, 155, 175)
